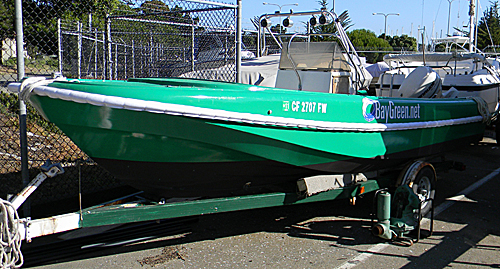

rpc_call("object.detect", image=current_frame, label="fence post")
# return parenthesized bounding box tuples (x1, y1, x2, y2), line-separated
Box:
(94, 29, 98, 78)
(124, 44, 127, 79)
(132, 40, 135, 78)
(107, 15, 112, 80)
(149, 34, 153, 77)
(114, 43, 117, 79)
(15, 0, 30, 217)
(102, 31, 106, 79)
(58, 18, 63, 73)
(191, 20, 195, 72)
(236, 0, 242, 83)
(77, 21, 82, 79)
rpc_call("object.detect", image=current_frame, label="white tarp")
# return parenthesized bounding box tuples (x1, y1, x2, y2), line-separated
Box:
(241, 54, 280, 87)
(365, 62, 390, 78)
(180, 54, 280, 87)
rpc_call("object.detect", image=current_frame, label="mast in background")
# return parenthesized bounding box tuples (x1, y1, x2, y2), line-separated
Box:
(469, 0, 476, 52)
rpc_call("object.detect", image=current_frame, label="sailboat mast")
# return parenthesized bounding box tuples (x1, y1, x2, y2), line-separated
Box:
(469, 0, 476, 52)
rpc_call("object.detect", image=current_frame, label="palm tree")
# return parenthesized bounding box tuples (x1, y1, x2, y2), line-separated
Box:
(309, 0, 353, 42)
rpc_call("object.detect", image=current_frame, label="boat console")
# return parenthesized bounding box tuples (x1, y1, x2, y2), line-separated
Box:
(275, 41, 372, 94)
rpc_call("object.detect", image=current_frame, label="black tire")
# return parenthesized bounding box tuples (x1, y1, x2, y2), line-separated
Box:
(496, 121, 500, 146)
(408, 166, 436, 217)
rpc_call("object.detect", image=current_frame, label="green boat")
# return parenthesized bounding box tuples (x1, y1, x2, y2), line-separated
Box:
(8, 11, 488, 198)
(9, 73, 486, 198)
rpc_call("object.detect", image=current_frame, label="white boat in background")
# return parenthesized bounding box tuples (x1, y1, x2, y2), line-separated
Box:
(375, 0, 500, 115)
(377, 52, 500, 113)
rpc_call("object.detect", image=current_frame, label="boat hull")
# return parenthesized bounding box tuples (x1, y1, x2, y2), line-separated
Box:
(26, 78, 486, 198)
(91, 132, 481, 198)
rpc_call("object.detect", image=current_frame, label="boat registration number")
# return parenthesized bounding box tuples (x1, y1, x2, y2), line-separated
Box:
(283, 101, 327, 114)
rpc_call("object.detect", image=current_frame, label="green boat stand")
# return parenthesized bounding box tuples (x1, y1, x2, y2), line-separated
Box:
(371, 186, 435, 246)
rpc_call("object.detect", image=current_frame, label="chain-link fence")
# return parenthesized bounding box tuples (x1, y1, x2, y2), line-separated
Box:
(0, 93, 120, 206)
(59, 0, 237, 81)
(0, 0, 237, 208)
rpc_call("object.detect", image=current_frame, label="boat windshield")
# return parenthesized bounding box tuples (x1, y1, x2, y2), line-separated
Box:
(279, 42, 350, 72)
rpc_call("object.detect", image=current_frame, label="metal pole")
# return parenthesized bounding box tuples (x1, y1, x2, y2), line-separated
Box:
(236, 0, 242, 83)
(372, 13, 399, 39)
(124, 45, 127, 79)
(15, 1, 24, 80)
(107, 15, 112, 80)
(77, 22, 82, 79)
(156, 44, 159, 77)
(474, 0, 479, 52)
(94, 29, 98, 78)
(469, 0, 476, 52)
(191, 21, 195, 73)
(307, 21, 310, 43)
(102, 31, 106, 79)
(257, 24, 261, 58)
(384, 16, 387, 39)
(58, 18, 63, 73)
(114, 43, 117, 79)
(263, 27, 266, 55)
(149, 35, 153, 77)
(132, 40, 135, 78)
(447, 0, 456, 36)
(15, 0, 30, 217)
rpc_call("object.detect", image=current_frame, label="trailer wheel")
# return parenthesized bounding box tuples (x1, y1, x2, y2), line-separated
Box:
(496, 121, 500, 146)
(399, 161, 436, 216)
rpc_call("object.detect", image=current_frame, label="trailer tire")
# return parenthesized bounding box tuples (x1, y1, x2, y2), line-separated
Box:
(399, 162, 436, 216)
(496, 121, 500, 146)
(411, 166, 435, 216)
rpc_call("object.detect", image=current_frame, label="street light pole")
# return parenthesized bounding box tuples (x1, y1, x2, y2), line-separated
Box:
(447, 0, 456, 36)
(263, 2, 298, 34)
(372, 12, 399, 39)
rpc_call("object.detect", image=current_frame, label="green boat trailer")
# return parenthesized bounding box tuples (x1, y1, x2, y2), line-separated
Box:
(1, 158, 454, 267)
(8, 156, 460, 242)
(17, 172, 392, 241)
(80, 177, 390, 228)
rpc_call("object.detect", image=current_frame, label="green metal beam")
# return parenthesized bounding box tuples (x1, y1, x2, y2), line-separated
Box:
(80, 178, 390, 228)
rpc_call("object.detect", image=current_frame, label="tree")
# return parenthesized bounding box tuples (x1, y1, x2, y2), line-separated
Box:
(310, 0, 353, 42)
(348, 29, 392, 63)
(20, 0, 201, 56)
(136, 0, 197, 24)
(386, 34, 417, 51)
(21, 0, 131, 55)
(476, 1, 500, 50)
(0, 0, 15, 41)
(126, 0, 200, 46)
(270, 24, 286, 34)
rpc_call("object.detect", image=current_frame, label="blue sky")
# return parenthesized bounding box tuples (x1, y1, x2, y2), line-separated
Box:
(237, 0, 491, 40)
